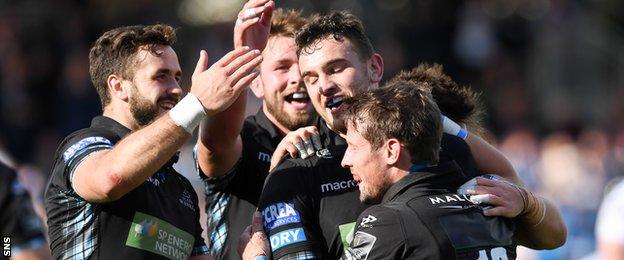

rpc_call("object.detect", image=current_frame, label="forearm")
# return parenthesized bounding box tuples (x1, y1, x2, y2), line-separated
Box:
(75, 115, 189, 202)
(465, 133, 523, 185)
(514, 194, 567, 249)
(196, 93, 246, 177)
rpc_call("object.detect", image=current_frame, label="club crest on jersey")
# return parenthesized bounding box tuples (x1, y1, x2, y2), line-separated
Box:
(262, 202, 301, 230)
(179, 189, 195, 211)
(316, 148, 333, 159)
(269, 228, 306, 251)
(359, 215, 377, 228)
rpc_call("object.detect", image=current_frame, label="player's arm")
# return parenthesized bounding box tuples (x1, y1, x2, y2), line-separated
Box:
(196, 0, 273, 179)
(446, 116, 566, 249)
(257, 163, 324, 259)
(442, 116, 520, 185)
(73, 48, 262, 203)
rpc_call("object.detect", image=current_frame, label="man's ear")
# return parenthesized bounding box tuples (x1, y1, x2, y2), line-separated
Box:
(107, 74, 129, 102)
(367, 53, 384, 84)
(384, 138, 401, 165)
(249, 75, 264, 99)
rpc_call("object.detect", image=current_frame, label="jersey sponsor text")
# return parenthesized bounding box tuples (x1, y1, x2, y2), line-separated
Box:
(321, 180, 357, 193)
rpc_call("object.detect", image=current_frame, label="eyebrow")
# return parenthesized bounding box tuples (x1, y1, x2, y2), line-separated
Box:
(301, 58, 348, 78)
(322, 58, 348, 70)
(154, 68, 182, 77)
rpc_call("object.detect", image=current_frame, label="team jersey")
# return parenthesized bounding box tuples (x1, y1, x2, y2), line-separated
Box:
(344, 163, 517, 260)
(45, 116, 207, 259)
(197, 109, 286, 260)
(0, 163, 46, 255)
(258, 117, 482, 259)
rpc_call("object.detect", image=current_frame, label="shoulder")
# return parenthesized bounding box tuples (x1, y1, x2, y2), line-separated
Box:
(346, 205, 409, 259)
(355, 204, 405, 236)
(263, 158, 314, 192)
(57, 129, 116, 163)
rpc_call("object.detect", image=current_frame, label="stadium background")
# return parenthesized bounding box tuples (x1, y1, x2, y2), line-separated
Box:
(1, 0, 623, 259)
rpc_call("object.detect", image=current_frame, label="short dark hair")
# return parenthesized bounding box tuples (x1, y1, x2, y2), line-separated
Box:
(270, 9, 308, 38)
(295, 11, 374, 61)
(390, 63, 486, 136)
(342, 80, 442, 164)
(89, 24, 176, 109)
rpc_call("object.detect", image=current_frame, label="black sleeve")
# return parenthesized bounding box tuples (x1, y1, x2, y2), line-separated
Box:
(440, 134, 480, 181)
(57, 133, 114, 192)
(0, 165, 46, 249)
(343, 206, 409, 260)
(257, 161, 324, 259)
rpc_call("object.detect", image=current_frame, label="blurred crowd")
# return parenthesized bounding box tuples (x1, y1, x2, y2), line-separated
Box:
(1, 0, 623, 259)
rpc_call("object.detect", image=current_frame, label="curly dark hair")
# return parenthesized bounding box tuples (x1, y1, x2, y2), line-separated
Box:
(88, 24, 176, 109)
(295, 11, 374, 61)
(389, 63, 487, 136)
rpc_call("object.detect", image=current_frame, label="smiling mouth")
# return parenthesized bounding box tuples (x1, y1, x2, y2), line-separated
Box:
(325, 96, 344, 110)
(158, 99, 178, 110)
(285, 91, 310, 103)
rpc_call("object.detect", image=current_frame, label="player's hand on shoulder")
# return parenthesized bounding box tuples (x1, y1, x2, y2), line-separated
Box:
(270, 126, 323, 172)
(234, 0, 274, 51)
(457, 174, 526, 218)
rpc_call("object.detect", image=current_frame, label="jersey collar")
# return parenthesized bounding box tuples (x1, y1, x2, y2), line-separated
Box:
(254, 108, 282, 141)
(91, 116, 131, 138)
(381, 161, 465, 204)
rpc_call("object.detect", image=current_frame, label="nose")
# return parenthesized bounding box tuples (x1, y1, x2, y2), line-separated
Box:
(340, 152, 351, 169)
(319, 81, 338, 96)
(168, 82, 183, 100)
(288, 67, 303, 87)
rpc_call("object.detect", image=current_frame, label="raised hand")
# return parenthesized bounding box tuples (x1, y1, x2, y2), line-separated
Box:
(234, 0, 275, 51)
(190, 47, 262, 116)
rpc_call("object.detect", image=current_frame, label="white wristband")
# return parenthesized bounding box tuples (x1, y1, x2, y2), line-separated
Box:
(169, 93, 206, 134)
(442, 115, 468, 140)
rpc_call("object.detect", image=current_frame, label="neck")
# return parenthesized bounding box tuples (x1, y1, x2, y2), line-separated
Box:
(387, 166, 410, 185)
(262, 105, 290, 136)
(103, 104, 140, 131)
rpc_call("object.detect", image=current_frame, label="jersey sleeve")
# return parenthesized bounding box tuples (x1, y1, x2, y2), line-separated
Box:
(59, 134, 114, 191)
(258, 161, 324, 259)
(440, 133, 480, 181)
(193, 143, 243, 194)
(343, 205, 407, 260)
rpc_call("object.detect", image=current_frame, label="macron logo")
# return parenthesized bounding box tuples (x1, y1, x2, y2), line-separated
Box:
(321, 180, 357, 193)
(258, 152, 271, 162)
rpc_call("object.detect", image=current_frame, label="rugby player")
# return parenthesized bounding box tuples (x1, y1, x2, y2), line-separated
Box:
(193, 2, 326, 258)
(45, 24, 261, 259)
(255, 11, 565, 259)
